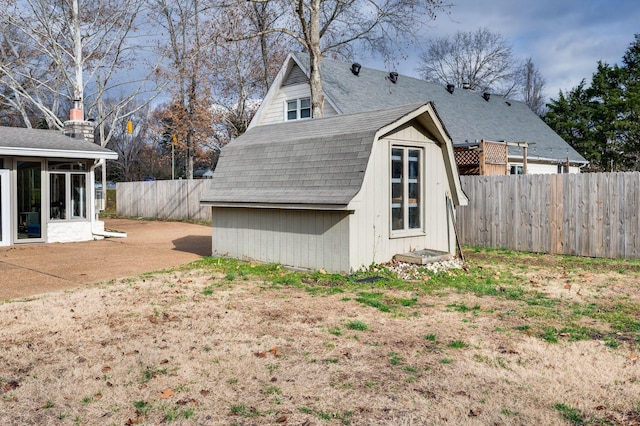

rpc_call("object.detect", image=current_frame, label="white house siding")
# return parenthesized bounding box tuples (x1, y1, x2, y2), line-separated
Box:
(47, 221, 93, 243)
(509, 161, 581, 175)
(211, 207, 351, 273)
(256, 84, 338, 126)
(348, 125, 455, 271)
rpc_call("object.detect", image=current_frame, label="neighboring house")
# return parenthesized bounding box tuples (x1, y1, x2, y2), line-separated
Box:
(0, 117, 117, 246)
(250, 52, 588, 174)
(194, 168, 214, 179)
(201, 102, 468, 273)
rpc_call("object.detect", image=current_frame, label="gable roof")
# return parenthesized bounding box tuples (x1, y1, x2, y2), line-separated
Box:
(201, 102, 466, 209)
(255, 52, 587, 165)
(0, 126, 117, 160)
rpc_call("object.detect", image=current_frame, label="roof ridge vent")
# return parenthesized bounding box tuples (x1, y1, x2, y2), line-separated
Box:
(351, 63, 361, 76)
(483, 92, 490, 101)
(388, 72, 398, 84)
(446, 83, 455, 94)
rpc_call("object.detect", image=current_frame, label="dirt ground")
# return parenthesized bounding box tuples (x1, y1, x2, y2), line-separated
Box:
(0, 218, 211, 301)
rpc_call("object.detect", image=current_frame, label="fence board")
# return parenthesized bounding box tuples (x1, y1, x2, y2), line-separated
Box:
(458, 172, 640, 259)
(116, 180, 212, 222)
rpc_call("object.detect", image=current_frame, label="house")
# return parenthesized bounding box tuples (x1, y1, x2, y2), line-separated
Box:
(0, 114, 117, 246)
(194, 168, 214, 179)
(200, 102, 468, 273)
(249, 52, 588, 174)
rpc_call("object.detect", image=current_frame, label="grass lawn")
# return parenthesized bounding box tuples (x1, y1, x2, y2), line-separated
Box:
(0, 248, 639, 425)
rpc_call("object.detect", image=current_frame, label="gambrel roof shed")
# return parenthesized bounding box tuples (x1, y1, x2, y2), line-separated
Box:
(201, 102, 467, 273)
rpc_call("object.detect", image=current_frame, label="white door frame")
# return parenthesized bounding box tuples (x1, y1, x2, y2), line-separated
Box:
(0, 169, 9, 246)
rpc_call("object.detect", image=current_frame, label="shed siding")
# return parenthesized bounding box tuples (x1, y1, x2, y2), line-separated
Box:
(348, 125, 454, 270)
(257, 84, 338, 126)
(211, 207, 351, 272)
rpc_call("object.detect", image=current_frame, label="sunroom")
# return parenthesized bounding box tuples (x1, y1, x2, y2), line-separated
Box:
(0, 125, 117, 246)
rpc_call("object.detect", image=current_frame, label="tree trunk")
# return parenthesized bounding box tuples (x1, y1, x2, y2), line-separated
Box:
(72, 0, 83, 110)
(307, 0, 324, 118)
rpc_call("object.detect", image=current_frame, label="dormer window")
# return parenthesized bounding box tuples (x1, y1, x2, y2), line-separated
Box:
(286, 97, 311, 121)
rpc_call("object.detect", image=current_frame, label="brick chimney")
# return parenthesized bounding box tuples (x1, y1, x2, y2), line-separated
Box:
(63, 101, 95, 144)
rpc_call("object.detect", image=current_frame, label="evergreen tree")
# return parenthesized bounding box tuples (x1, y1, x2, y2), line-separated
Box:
(545, 34, 640, 171)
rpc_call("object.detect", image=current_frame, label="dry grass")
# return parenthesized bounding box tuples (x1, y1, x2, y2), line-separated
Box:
(0, 250, 639, 425)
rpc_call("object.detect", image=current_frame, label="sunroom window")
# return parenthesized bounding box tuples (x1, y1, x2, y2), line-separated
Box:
(391, 147, 422, 232)
(49, 161, 88, 221)
(286, 97, 311, 120)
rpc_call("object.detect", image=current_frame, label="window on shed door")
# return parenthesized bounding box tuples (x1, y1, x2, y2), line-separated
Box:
(391, 147, 422, 232)
(286, 97, 311, 120)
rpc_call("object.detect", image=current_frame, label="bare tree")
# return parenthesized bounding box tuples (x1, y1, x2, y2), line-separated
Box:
(106, 103, 151, 182)
(0, 0, 160, 146)
(519, 57, 547, 115)
(227, 0, 451, 117)
(150, 0, 222, 179)
(418, 27, 518, 95)
(212, 1, 289, 137)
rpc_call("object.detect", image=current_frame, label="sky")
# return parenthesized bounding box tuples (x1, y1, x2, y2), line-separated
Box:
(384, 0, 640, 100)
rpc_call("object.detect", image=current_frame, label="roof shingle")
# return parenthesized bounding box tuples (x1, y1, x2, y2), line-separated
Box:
(201, 103, 427, 206)
(292, 52, 587, 164)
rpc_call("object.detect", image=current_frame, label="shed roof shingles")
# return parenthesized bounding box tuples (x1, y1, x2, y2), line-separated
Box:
(202, 103, 426, 206)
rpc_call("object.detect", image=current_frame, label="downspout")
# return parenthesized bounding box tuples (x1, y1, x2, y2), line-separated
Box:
(90, 159, 126, 238)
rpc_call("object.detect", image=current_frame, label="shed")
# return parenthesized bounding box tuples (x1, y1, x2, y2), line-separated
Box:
(200, 102, 467, 273)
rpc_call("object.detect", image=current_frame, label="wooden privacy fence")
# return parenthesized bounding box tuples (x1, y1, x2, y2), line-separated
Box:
(457, 172, 640, 259)
(116, 180, 212, 221)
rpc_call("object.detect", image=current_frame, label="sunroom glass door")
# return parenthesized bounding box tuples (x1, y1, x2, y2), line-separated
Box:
(0, 170, 9, 245)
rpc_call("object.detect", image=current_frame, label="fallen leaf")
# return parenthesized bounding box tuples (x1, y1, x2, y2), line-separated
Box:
(595, 405, 606, 411)
(159, 389, 174, 399)
(468, 408, 482, 417)
(126, 414, 146, 425)
(276, 415, 288, 423)
(3, 381, 19, 392)
(630, 353, 638, 361)
(269, 347, 278, 356)
(564, 283, 572, 290)
(200, 389, 210, 396)
(101, 365, 111, 373)
(94, 393, 102, 400)
(498, 346, 521, 355)
(255, 351, 266, 358)
(148, 316, 158, 324)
